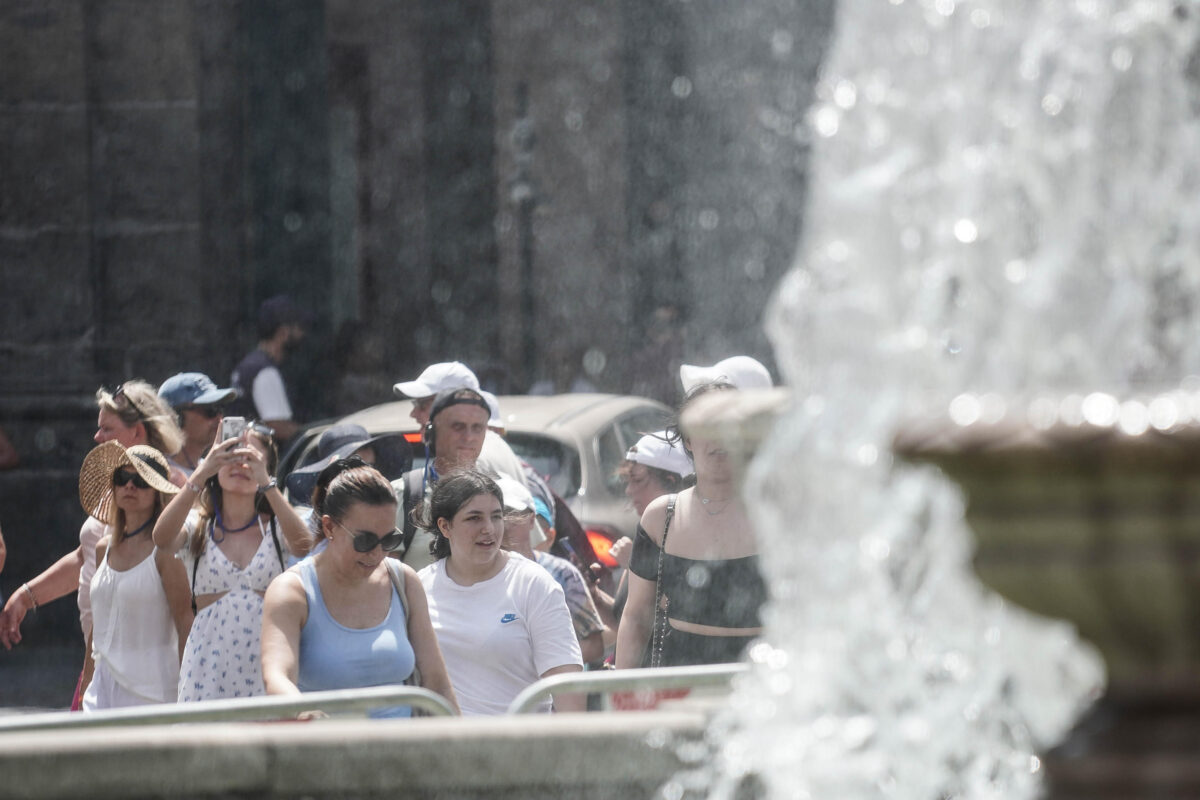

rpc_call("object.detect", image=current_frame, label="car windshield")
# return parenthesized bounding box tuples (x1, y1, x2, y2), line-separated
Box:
(506, 433, 581, 498)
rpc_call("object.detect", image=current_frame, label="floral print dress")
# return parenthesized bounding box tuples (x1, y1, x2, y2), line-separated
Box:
(177, 517, 287, 702)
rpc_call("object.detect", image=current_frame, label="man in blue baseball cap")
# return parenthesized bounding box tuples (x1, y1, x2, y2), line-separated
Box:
(158, 372, 239, 477)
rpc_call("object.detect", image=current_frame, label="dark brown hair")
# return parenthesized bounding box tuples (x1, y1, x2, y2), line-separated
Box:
(412, 468, 503, 560)
(311, 458, 397, 542)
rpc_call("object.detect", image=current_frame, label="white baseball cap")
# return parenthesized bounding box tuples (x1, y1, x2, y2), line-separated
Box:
(480, 390, 503, 428)
(496, 475, 534, 512)
(393, 361, 480, 399)
(679, 355, 772, 394)
(626, 431, 693, 477)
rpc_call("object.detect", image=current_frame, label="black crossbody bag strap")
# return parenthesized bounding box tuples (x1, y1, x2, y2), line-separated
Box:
(649, 494, 678, 669)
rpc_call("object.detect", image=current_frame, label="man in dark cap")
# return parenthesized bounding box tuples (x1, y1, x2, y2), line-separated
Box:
(230, 294, 310, 444)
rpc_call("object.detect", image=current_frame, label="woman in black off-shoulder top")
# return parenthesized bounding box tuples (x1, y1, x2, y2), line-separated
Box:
(615, 382, 767, 669)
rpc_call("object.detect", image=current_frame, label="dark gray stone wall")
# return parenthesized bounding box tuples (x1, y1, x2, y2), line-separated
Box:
(0, 0, 829, 651)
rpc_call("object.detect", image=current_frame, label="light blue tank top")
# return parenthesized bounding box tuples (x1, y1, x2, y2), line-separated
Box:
(297, 560, 416, 718)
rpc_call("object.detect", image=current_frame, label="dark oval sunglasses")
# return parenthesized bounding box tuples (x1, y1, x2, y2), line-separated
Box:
(334, 520, 404, 553)
(113, 467, 150, 489)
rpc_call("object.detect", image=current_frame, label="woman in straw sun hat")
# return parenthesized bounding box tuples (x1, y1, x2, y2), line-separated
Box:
(79, 441, 193, 711)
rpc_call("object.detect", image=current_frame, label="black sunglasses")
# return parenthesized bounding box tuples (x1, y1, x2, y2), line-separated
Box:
(334, 520, 404, 553)
(184, 405, 224, 419)
(113, 467, 150, 489)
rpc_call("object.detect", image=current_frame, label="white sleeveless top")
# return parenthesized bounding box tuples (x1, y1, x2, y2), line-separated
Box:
(89, 546, 180, 704)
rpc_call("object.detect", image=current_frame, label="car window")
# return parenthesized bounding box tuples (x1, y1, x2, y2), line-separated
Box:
(616, 408, 671, 448)
(506, 433, 581, 498)
(595, 425, 626, 497)
(599, 407, 673, 495)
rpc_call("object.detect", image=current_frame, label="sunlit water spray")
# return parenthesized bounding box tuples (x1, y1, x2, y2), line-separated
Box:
(672, 1, 1200, 797)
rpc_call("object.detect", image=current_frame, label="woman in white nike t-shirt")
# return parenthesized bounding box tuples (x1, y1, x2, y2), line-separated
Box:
(415, 469, 582, 715)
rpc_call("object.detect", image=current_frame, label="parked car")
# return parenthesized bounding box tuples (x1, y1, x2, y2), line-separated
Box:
(278, 394, 673, 569)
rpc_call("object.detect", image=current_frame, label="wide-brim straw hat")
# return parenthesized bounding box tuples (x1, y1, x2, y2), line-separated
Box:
(79, 441, 180, 521)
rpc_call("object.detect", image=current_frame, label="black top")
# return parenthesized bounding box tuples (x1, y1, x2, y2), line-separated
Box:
(628, 523, 766, 629)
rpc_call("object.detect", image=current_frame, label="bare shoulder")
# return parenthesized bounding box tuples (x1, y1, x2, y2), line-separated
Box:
(265, 567, 307, 605)
(638, 492, 681, 546)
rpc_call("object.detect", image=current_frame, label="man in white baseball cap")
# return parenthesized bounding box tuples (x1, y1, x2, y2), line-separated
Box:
(393, 361, 480, 426)
(679, 355, 773, 394)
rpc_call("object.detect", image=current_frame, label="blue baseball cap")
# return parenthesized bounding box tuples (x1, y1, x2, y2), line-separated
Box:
(158, 372, 239, 409)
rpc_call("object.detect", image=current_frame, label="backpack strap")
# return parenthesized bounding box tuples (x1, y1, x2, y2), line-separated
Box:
(383, 557, 411, 624)
(398, 469, 423, 560)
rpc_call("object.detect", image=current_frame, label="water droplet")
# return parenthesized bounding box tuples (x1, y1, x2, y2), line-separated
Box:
(833, 80, 858, 110)
(900, 228, 922, 251)
(1111, 45, 1133, 72)
(671, 76, 693, 99)
(771, 29, 794, 57)
(686, 565, 711, 588)
(744, 259, 766, 280)
(564, 109, 584, 132)
(949, 393, 981, 426)
(283, 212, 303, 232)
(1081, 392, 1118, 426)
(827, 240, 850, 262)
(431, 281, 452, 304)
(1028, 397, 1059, 430)
(953, 218, 978, 243)
(1004, 259, 1028, 284)
(857, 444, 878, 466)
(1030, 755, 1042, 774)
(35, 427, 56, 452)
(1041, 94, 1064, 116)
(934, 0, 956, 14)
(698, 209, 719, 230)
(583, 347, 607, 376)
(1118, 400, 1149, 435)
(814, 105, 840, 138)
(969, 8, 991, 28)
(1148, 396, 1179, 430)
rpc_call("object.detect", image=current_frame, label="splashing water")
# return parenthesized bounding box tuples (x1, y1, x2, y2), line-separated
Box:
(681, 2, 1200, 798)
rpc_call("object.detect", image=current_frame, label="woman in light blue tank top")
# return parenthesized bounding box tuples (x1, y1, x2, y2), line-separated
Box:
(262, 459, 458, 717)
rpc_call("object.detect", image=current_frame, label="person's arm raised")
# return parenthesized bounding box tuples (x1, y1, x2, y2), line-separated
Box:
(153, 434, 242, 552)
(243, 441, 311, 557)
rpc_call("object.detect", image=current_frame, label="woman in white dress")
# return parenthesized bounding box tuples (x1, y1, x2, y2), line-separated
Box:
(154, 424, 310, 701)
(78, 441, 192, 710)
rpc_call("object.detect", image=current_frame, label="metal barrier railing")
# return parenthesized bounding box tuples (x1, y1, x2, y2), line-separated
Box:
(0, 685, 455, 733)
(507, 663, 749, 714)
(0, 665, 746, 731)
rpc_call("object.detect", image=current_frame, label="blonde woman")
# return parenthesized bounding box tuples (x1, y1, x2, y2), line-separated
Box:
(78, 441, 192, 710)
(0, 380, 183, 708)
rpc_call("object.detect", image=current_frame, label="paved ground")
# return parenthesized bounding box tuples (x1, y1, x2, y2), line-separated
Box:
(0, 642, 83, 713)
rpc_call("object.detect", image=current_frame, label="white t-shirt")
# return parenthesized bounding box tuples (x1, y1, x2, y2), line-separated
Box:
(419, 552, 581, 715)
(252, 366, 293, 421)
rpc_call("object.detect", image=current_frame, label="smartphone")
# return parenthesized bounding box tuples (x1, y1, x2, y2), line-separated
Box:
(220, 416, 248, 441)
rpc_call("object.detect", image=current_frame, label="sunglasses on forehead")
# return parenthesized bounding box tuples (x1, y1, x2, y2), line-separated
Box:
(113, 467, 150, 489)
(111, 383, 147, 420)
(333, 520, 404, 553)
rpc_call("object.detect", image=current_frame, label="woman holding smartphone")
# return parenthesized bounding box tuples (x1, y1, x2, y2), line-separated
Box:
(153, 419, 311, 701)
